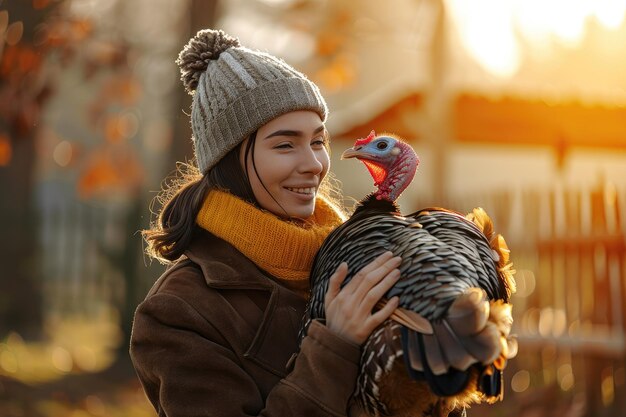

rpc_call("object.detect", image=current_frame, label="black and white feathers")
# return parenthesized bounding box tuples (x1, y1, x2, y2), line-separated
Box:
(299, 133, 517, 417)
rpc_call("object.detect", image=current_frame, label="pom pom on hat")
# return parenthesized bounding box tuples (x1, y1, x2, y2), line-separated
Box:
(176, 29, 241, 94)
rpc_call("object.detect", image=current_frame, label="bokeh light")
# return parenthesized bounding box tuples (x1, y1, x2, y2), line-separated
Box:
(52, 140, 74, 167)
(84, 395, 106, 416)
(51, 346, 73, 373)
(511, 369, 531, 392)
(0, 348, 19, 374)
(558, 363, 575, 391)
(602, 367, 615, 406)
(0, 134, 12, 166)
(6, 21, 24, 45)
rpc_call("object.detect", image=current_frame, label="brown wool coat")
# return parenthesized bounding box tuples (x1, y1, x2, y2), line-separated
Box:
(130, 229, 363, 417)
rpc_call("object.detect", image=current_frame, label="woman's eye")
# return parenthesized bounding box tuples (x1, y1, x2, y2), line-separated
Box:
(312, 136, 328, 147)
(275, 143, 293, 149)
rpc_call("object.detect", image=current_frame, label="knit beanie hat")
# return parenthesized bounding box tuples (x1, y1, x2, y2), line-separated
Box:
(176, 29, 328, 174)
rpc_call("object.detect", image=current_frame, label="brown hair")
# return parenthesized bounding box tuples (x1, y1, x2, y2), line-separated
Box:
(143, 134, 256, 263)
(143, 132, 343, 263)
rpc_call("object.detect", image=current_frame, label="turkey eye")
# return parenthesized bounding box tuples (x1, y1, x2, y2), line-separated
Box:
(377, 142, 388, 150)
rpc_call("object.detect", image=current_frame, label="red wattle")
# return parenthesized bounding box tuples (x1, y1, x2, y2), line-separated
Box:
(362, 160, 388, 185)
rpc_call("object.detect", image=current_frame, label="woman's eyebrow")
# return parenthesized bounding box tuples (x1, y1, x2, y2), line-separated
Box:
(264, 125, 325, 140)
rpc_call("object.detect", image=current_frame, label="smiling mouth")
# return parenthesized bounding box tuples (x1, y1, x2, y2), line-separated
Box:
(285, 187, 316, 195)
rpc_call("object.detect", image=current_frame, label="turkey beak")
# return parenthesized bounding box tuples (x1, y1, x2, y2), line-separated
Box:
(341, 147, 363, 160)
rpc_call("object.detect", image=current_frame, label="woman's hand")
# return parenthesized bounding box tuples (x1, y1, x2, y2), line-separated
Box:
(324, 251, 401, 345)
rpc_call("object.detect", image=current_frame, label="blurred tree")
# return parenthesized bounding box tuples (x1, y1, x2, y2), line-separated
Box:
(170, 0, 219, 165)
(0, 0, 139, 340)
(118, 0, 220, 355)
(0, 0, 56, 339)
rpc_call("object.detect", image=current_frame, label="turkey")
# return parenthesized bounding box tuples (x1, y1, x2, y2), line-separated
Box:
(300, 131, 517, 417)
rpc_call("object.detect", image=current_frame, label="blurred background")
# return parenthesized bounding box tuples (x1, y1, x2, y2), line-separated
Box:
(1, 0, 625, 416)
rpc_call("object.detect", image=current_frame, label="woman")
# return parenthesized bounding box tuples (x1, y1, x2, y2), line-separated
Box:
(130, 29, 401, 417)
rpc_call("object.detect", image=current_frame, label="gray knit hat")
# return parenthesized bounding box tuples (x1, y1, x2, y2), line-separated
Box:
(176, 29, 328, 174)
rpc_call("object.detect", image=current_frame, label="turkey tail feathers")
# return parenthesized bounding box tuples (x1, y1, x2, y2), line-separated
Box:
(401, 326, 471, 398)
(466, 208, 516, 300)
(377, 299, 433, 334)
(446, 287, 489, 336)
(401, 287, 517, 398)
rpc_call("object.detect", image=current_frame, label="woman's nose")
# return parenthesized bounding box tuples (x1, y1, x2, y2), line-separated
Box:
(298, 147, 324, 175)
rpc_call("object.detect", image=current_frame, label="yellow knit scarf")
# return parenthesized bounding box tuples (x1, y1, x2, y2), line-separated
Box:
(196, 189, 345, 296)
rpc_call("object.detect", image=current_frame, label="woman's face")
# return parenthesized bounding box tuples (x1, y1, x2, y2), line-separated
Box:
(241, 110, 330, 220)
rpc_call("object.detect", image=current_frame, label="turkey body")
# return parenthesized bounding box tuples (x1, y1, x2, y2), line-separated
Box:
(302, 195, 516, 417)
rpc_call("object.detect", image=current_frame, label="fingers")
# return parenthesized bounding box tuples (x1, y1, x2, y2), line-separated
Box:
(367, 296, 400, 330)
(343, 251, 394, 292)
(325, 262, 348, 306)
(364, 267, 400, 306)
(349, 254, 402, 300)
(324, 253, 404, 345)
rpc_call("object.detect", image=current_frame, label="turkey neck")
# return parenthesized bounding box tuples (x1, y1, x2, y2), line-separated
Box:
(374, 146, 418, 202)
(352, 194, 401, 218)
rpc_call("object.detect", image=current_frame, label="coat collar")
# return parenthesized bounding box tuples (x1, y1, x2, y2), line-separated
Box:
(184, 229, 305, 378)
(184, 229, 277, 291)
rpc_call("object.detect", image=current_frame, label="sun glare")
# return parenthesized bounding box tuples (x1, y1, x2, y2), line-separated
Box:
(446, 0, 626, 77)
(593, 0, 626, 29)
(548, 0, 588, 44)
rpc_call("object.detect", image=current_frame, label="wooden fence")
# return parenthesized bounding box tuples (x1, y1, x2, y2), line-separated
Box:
(36, 181, 132, 318)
